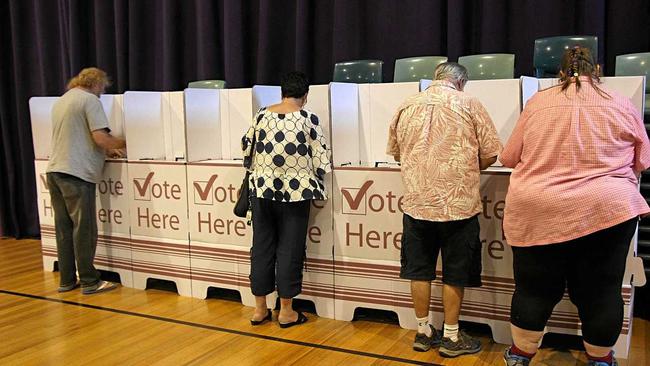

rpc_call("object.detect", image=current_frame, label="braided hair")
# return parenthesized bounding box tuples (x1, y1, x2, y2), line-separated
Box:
(558, 46, 609, 98)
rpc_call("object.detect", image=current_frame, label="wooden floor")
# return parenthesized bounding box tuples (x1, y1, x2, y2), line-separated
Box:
(0, 238, 647, 366)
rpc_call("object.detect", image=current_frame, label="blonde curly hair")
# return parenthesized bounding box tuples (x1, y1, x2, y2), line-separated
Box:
(66, 67, 111, 90)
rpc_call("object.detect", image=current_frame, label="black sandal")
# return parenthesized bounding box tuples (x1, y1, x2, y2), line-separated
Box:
(279, 311, 308, 328)
(250, 309, 272, 326)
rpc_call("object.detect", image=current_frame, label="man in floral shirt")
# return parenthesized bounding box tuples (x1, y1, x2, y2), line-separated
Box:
(387, 62, 502, 358)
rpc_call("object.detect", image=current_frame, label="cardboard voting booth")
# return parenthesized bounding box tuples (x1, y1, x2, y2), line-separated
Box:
(327, 77, 646, 358)
(123, 91, 191, 296)
(248, 84, 335, 316)
(329, 82, 420, 165)
(184, 87, 259, 305)
(185, 85, 335, 317)
(29, 77, 647, 358)
(30, 95, 133, 286)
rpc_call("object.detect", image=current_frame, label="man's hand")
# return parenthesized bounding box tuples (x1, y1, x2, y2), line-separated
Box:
(107, 148, 127, 159)
(92, 129, 126, 150)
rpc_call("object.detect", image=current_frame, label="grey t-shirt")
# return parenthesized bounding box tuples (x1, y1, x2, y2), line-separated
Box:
(46, 88, 109, 184)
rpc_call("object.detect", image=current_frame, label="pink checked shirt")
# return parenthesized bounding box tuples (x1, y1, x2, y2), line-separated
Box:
(501, 78, 650, 247)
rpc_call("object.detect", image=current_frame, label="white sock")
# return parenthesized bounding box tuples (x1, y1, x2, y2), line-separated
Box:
(416, 316, 432, 337)
(443, 323, 459, 342)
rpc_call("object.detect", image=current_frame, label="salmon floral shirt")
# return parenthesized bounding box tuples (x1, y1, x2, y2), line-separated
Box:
(387, 80, 503, 221)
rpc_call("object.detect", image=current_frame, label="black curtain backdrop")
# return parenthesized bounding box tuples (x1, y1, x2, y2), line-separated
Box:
(1, 0, 649, 237)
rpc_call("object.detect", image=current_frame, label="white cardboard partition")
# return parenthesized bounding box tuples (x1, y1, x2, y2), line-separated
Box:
(123, 92, 166, 160)
(329, 82, 420, 165)
(251, 85, 281, 113)
(123, 91, 185, 161)
(362, 83, 420, 163)
(464, 80, 521, 153)
(100, 95, 126, 138)
(305, 85, 332, 142)
(220, 89, 253, 160)
(29, 94, 124, 159)
(184, 88, 222, 162)
(29, 97, 58, 159)
(520, 76, 540, 108)
(329, 83, 361, 166)
(332, 81, 516, 164)
(165, 91, 187, 161)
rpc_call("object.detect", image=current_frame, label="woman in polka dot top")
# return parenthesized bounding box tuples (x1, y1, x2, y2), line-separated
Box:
(241, 71, 331, 328)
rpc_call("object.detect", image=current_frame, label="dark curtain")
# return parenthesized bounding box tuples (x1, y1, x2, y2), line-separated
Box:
(1, 0, 650, 318)
(1, 0, 649, 232)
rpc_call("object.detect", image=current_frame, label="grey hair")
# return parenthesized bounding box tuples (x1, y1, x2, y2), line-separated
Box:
(434, 62, 468, 84)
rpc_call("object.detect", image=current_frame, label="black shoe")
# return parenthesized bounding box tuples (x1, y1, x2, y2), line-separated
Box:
(413, 325, 442, 352)
(279, 312, 308, 328)
(250, 309, 272, 326)
(439, 330, 481, 358)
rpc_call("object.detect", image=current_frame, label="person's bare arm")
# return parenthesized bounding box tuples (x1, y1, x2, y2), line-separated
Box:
(92, 129, 126, 150)
(479, 155, 497, 170)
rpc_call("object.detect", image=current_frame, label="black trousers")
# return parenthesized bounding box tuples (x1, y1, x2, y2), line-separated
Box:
(249, 198, 311, 298)
(510, 218, 637, 347)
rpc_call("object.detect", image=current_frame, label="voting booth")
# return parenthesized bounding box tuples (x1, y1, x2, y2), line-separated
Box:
(184, 87, 256, 304)
(29, 75, 648, 358)
(30, 94, 134, 286)
(327, 76, 646, 357)
(328, 80, 521, 344)
(248, 84, 335, 316)
(123, 91, 191, 296)
(185, 85, 335, 317)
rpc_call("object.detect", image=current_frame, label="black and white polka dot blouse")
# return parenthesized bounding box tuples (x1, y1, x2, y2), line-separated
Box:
(241, 108, 331, 202)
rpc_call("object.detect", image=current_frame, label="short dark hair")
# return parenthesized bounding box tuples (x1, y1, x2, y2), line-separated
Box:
(281, 71, 309, 98)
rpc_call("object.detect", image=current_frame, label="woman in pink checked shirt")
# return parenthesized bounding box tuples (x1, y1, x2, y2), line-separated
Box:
(500, 47, 650, 366)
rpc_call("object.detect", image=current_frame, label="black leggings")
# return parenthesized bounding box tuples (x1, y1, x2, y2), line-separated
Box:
(249, 198, 311, 298)
(510, 218, 637, 347)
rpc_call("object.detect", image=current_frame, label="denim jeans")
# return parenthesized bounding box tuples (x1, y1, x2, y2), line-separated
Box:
(47, 172, 101, 288)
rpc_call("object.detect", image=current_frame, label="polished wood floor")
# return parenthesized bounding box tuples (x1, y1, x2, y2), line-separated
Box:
(0, 238, 647, 366)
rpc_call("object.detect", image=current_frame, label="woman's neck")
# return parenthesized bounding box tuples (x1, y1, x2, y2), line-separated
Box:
(268, 97, 303, 113)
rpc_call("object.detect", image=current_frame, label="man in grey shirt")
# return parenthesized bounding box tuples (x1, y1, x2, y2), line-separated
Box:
(46, 67, 126, 294)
